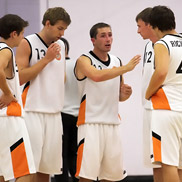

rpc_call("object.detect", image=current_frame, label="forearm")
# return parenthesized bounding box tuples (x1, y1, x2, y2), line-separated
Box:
(90, 65, 128, 82)
(0, 71, 11, 95)
(145, 71, 166, 100)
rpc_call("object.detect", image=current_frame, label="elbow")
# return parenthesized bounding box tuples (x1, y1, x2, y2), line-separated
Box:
(157, 72, 167, 82)
(91, 75, 104, 82)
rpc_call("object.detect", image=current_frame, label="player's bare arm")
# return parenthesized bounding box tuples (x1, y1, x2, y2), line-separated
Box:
(16, 39, 61, 85)
(145, 44, 169, 100)
(0, 49, 17, 108)
(75, 55, 141, 82)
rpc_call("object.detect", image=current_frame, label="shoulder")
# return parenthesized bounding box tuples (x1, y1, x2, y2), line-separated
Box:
(0, 43, 12, 56)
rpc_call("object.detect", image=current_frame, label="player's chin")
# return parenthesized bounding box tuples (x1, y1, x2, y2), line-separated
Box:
(105, 47, 111, 51)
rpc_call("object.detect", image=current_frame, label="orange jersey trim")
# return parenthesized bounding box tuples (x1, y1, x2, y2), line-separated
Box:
(77, 95, 86, 126)
(151, 88, 171, 110)
(22, 85, 29, 108)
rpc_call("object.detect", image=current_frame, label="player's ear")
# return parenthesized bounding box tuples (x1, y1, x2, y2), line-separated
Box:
(91, 38, 95, 45)
(45, 20, 51, 27)
(10, 31, 18, 38)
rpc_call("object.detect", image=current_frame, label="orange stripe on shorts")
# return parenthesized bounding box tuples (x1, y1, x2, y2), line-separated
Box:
(75, 139, 84, 177)
(151, 88, 171, 110)
(10, 138, 30, 178)
(152, 132, 162, 162)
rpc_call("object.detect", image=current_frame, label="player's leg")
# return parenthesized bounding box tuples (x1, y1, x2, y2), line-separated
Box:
(0, 176, 6, 182)
(15, 174, 35, 182)
(178, 169, 182, 182)
(153, 168, 163, 182)
(161, 164, 179, 182)
(35, 173, 49, 182)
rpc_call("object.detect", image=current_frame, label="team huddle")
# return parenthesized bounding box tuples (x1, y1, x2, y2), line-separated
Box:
(0, 5, 182, 182)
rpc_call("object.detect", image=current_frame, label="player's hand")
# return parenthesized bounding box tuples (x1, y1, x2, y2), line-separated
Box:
(125, 55, 141, 71)
(0, 93, 17, 109)
(44, 43, 61, 63)
(120, 84, 132, 101)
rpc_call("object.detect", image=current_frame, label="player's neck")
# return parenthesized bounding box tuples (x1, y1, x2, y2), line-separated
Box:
(92, 49, 108, 62)
(160, 29, 177, 38)
(0, 38, 14, 48)
(38, 30, 52, 46)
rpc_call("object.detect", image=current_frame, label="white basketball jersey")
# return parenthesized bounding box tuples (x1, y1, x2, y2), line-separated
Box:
(146, 34, 182, 111)
(0, 43, 24, 116)
(61, 58, 80, 116)
(22, 34, 65, 113)
(76, 51, 121, 125)
(142, 41, 155, 108)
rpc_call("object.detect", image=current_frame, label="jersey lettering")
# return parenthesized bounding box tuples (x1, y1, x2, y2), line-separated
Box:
(93, 64, 102, 70)
(35, 48, 46, 60)
(176, 60, 182, 74)
(146, 51, 152, 63)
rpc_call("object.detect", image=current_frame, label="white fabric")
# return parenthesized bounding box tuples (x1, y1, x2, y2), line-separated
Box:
(0, 43, 24, 117)
(76, 51, 121, 125)
(150, 109, 182, 168)
(146, 34, 182, 111)
(61, 58, 80, 116)
(23, 34, 65, 113)
(0, 116, 36, 180)
(76, 123, 127, 181)
(141, 41, 155, 108)
(24, 112, 63, 174)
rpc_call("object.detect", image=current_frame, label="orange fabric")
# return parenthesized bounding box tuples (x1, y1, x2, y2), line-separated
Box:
(151, 88, 171, 110)
(118, 113, 121, 120)
(77, 99, 86, 126)
(11, 142, 30, 178)
(75, 143, 84, 177)
(152, 136, 162, 162)
(22, 86, 29, 108)
(7, 102, 21, 116)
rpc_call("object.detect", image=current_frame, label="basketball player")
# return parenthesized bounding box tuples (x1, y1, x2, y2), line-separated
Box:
(146, 5, 182, 182)
(136, 8, 162, 182)
(74, 22, 140, 182)
(15, 7, 71, 182)
(0, 14, 36, 182)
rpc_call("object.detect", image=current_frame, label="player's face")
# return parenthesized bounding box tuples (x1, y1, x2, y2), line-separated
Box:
(14, 29, 25, 47)
(92, 27, 113, 52)
(48, 20, 68, 42)
(137, 19, 152, 40)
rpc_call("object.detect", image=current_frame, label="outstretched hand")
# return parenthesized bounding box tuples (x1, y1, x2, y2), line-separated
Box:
(125, 55, 141, 71)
